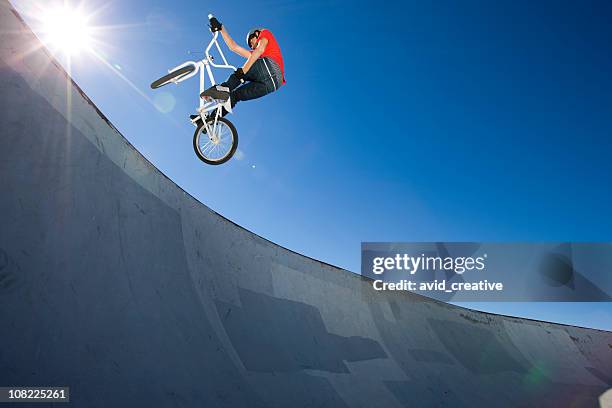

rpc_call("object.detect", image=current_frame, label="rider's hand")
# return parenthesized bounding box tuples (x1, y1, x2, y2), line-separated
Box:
(209, 17, 222, 32)
(235, 68, 246, 83)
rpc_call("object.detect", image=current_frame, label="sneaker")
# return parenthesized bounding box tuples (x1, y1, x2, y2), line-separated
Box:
(200, 85, 230, 101)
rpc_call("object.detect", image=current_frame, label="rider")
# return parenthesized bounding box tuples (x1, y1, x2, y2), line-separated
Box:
(194, 16, 285, 120)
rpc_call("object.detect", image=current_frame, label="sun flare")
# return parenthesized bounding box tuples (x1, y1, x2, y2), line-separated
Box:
(41, 6, 92, 55)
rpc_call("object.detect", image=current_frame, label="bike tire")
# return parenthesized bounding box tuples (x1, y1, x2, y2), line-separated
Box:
(150, 65, 195, 89)
(192, 116, 239, 165)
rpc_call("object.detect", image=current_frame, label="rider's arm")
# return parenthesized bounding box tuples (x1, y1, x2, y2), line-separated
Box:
(220, 26, 251, 59)
(242, 38, 268, 73)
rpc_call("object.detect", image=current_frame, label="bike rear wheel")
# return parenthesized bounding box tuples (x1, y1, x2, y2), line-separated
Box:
(192, 116, 238, 165)
(150, 65, 195, 89)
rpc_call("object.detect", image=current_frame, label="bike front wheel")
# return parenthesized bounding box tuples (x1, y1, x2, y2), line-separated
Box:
(192, 116, 239, 165)
(150, 65, 195, 89)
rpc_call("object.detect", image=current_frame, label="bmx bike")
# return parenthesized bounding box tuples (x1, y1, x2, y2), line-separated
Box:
(150, 14, 238, 165)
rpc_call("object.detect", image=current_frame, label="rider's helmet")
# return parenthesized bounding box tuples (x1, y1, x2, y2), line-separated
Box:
(246, 28, 263, 49)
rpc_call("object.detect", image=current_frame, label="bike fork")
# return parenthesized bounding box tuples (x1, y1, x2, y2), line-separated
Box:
(203, 106, 222, 141)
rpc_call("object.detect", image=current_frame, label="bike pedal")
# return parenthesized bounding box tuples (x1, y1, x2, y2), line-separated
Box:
(189, 115, 203, 127)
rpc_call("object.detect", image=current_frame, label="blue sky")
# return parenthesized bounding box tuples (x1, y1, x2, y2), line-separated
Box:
(12, 0, 612, 330)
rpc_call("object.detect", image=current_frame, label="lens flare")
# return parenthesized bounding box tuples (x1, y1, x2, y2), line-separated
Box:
(42, 6, 92, 54)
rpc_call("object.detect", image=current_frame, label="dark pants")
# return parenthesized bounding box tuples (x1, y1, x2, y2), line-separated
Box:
(219, 57, 283, 115)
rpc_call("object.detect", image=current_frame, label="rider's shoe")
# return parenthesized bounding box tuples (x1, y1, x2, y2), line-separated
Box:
(200, 85, 230, 101)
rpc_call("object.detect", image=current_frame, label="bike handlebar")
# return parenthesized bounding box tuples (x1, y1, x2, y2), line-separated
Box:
(204, 14, 236, 71)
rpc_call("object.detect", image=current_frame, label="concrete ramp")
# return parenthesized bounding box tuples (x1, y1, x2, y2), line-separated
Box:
(0, 2, 610, 406)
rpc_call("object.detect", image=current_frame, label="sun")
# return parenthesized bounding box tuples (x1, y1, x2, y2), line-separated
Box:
(41, 6, 93, 55)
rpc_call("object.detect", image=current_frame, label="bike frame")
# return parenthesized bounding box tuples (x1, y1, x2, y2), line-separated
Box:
(164, 30, 236, 127)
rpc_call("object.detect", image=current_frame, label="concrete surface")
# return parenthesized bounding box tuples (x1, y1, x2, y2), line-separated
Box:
(0, 2, 611, 406)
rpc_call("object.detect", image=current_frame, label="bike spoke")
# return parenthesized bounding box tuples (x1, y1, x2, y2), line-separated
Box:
(201, 141, 216, 156)
(198, 122, 234, 161)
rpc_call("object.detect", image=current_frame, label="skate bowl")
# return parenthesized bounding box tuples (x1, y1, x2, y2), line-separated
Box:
(1, 2, 611, 407)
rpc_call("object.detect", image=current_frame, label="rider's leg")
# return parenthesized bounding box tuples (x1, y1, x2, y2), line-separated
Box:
(203, 58, 278, 99)
(224, 59, 280, 111)
(201, 58, 282, 116)
(200, 70, 245, 101)
(243, 58, 282, 91)
(232, 81, 273, 104)
(212, 81, 272, 118)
